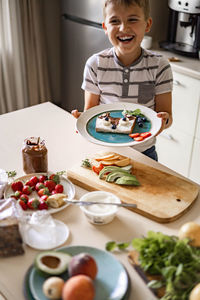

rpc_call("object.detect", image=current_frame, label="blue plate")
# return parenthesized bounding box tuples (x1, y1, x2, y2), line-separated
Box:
(76, 103, 162, 147)
(24, 246, 130, 300)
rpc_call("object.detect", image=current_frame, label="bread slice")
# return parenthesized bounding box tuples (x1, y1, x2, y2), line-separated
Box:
(96, 112, 136, 134)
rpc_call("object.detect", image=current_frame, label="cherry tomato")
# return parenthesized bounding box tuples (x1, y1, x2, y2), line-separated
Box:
(92, 163, 104, 175)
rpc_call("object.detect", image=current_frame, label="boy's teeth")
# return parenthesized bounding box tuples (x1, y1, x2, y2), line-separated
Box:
(118, 36, 133, 41)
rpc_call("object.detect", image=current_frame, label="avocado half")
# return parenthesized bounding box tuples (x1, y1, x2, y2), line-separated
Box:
(35, 251, 72, 275)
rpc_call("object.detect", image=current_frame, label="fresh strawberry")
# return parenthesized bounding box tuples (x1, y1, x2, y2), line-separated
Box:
(27, 198, 40, 210)
(29, 176, 39, 185)
(51, 190, 57, 195)
(39, 175, 48, 183)
(11, 181, 23, 192)
(38, 188, 50, 197)
(129, 133, 140, 138)
(22, 185, 33, 195)
(49, 174, 60, 184)
(35, 182, 45, 192)
(44, 180, 56, 192)
(25, 179, 35, 188)
(11, 190, 22, 200)
(140, 132, 151, 138)
(40, 195, 48, 202)
(18, 199, 28, 210)
(134, 136, 144, 141)
(92, 163, 104, 175)
(54, 184, 64, 193)
(20, 194, 29, 203)
(38, 200, 48, 210)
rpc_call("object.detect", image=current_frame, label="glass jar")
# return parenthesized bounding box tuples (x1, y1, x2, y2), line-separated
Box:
(22, 137, 48, 174)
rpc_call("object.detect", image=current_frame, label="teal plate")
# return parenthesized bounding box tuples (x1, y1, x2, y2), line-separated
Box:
(86, 110, 151, 144)
(24, 246, 130, 300)
(76, 103, 162, 147)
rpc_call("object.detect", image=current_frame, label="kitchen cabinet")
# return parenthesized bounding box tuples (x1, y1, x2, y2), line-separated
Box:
(189, 104, 200, 184)
(156, 70, 200, 181)
(189, 139, 200, 184)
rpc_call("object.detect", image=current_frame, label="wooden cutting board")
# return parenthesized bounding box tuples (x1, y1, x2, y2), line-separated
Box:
(67, 156, 199, 223)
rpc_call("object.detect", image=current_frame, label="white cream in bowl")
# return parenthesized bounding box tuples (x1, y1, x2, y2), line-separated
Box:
(80, 191, 121, 225)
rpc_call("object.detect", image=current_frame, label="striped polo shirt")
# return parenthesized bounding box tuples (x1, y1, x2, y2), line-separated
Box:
(81, 47, 173, 152)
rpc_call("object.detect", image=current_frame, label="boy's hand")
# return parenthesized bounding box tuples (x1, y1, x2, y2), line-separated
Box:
(71, 109, 81, 119)
(156, 112, 171, 136)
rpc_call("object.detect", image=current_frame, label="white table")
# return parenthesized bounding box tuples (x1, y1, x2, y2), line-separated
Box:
(0, 102, 199, 300)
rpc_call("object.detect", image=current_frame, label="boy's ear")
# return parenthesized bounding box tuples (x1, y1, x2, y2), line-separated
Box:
(102, 22, 107, 34)
(145, 17, 152, 33)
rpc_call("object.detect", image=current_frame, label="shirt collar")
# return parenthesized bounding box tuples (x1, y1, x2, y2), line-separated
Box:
(112, 47, 144, 68)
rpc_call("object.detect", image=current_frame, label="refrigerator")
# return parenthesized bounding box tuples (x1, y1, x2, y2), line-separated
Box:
(61, 0, 111, 112)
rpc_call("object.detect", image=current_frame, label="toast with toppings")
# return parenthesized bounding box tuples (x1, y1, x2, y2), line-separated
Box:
(96, 112, 136, 134)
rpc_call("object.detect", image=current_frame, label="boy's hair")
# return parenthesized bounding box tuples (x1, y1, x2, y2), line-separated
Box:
(103, 0, 150, 20)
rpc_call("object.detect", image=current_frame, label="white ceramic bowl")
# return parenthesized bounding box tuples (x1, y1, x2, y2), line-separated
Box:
(80, 191, 121, 225)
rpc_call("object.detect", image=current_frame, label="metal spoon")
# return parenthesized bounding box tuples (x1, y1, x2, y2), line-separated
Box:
(65, 199, 137, 208)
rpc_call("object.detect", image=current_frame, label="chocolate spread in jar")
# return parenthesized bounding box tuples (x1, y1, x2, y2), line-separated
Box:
(22, 137, 48, 174)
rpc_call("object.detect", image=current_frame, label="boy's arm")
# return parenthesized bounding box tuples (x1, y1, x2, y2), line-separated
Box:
(71, 91, 100, 118)
(155, 92, 173, 135)
(84, 91, 100, 110)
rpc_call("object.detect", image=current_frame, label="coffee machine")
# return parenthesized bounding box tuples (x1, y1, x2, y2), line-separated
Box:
(160, 0, 200, 58)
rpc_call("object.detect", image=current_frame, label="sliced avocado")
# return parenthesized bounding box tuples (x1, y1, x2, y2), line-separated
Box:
(99, 166, 124, 179)
(35, 251, 72, 275)
(121, 164, 133, 172)
(115, 176, 140, 186)
(106, 171, 135, 183)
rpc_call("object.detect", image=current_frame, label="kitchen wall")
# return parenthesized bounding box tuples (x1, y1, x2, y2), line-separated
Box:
(42, 0, 61, 106)
(149, 0, 169, 48)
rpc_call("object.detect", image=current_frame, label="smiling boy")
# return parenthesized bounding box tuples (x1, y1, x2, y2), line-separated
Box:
(72, 0, 173, 160)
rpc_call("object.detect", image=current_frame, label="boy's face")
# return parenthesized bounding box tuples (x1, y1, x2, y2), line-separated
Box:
(102, 3, 152, 65)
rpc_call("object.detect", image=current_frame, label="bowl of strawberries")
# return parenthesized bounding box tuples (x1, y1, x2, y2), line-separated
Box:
(4, 172, 75, 214)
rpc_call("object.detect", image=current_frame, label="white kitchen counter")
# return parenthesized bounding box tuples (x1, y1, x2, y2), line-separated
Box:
(151, 46, 200, 80)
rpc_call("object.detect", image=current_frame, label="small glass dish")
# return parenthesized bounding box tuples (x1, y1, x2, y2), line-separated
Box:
(79, 191, 121, 225)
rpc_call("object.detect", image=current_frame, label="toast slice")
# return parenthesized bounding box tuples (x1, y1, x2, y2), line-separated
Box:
(96, 112, 136, 134)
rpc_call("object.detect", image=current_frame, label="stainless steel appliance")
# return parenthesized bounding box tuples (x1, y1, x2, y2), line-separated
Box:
(61, 0, 111, 112)
(160, 0, 200, 58)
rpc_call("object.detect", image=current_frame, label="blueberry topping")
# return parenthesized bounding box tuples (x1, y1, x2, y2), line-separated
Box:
(137, 117, 142, 123)
(112, 124, 117, 129)
(142, 117, 147, 122)
(122, 117, 126, 121)
(104, 117, 109, 121)
(138, 122, 143, 128)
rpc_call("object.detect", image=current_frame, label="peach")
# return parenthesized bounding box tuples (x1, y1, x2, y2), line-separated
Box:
(68, 253, 98, 280)
(62, 274, 95, 300)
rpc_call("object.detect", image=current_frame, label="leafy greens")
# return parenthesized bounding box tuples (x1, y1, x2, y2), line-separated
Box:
(106, 231, 200, 300)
